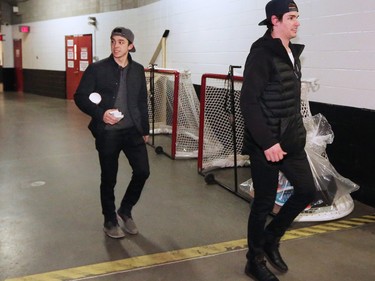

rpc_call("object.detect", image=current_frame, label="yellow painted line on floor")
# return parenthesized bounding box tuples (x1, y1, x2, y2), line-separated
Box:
(350, 217, 375, 223)
(284, 229, 317, 237)
(308, 225, 332, 233)
(4, 240, 247, 281)
(338, 219, 367, 226)
(363, 214, 375, 219)
(323, 222, 352, 229)
(307, 224, 342, 231)
(5, 213, 375, 281)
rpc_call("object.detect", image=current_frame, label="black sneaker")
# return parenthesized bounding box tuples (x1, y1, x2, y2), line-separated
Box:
(245, 256, 279, 281)
(264, 243, 288, 273)
(103, 221, 125, 239)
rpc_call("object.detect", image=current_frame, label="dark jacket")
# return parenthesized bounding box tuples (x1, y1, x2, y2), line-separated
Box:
(240, 30, 306, 154)
(74, 54, 149, 138)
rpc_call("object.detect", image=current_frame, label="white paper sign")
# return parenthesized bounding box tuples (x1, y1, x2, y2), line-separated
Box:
(80, 61, 89, 72)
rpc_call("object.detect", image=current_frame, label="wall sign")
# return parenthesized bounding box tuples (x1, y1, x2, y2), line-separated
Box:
(19, 26, 30, 33)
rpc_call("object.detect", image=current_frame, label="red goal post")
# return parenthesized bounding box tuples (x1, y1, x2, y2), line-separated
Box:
(144, 67, 200, 159)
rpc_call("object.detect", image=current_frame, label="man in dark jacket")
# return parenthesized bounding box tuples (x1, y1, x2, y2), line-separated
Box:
(75, 27, 150, 239)
(240, 1, 316, 280)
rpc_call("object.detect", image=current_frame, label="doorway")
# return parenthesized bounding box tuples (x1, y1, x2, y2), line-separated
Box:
(13, 39, 23, 92)
(65, 34, 92, 100)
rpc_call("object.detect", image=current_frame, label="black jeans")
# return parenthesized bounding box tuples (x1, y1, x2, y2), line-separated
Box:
(246, 144, 315, 260)
(95, 127, 150, 223)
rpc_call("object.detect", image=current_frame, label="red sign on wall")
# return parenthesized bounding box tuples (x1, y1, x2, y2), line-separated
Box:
(19, 26, 30, 33)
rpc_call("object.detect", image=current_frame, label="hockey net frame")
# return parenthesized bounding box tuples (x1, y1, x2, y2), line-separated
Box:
(197, 73, 249, 200)
(144, 68, 200, 159)
(198, 73, 354, 222)
(198, 73, 246, 172)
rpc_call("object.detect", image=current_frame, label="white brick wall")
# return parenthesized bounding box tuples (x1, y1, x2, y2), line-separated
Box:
(2, 0, 374, 109)
(298, 0, 375, 108)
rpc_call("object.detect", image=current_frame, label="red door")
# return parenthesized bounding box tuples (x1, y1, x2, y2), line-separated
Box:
(65, 34, 92, 100)
(13, 39, 23, 92)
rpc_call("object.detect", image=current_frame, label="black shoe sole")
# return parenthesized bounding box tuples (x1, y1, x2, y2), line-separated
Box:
(245, 268, 279, 281)
(245, 269, 259, 281)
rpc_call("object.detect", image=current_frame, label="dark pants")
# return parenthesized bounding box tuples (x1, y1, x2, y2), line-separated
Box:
(246, 144, 315, 260)
(95, 127, 150, 223)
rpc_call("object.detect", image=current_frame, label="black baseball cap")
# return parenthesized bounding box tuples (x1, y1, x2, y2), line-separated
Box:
(111, 27, 136, 52)
(258, 0, 299, 26)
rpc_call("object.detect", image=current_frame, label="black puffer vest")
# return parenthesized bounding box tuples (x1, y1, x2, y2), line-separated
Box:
(242, 31, 306, 154)
(264, 52, 305, 153)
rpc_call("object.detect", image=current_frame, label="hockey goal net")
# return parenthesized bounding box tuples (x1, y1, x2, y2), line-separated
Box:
(198, 73, 247, 172)
(144, 68, 200, 159)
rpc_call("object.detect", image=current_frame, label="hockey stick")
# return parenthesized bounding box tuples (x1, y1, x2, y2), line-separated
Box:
(149, 30, 170, 67)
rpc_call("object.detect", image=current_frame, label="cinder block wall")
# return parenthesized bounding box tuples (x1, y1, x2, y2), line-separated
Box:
(7, 0, 373, 110)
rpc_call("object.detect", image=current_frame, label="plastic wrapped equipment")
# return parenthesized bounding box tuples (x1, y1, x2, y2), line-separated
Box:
(304, 114, 359, 204)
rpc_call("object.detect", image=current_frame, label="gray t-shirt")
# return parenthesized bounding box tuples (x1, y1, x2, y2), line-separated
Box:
(105, 65, 134, 130)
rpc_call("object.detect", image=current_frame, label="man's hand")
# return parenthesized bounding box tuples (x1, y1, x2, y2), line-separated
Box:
(264, 143, 287, 162)
(103, 109, 122, 125)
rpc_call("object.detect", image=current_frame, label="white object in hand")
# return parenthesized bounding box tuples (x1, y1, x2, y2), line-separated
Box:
(89, 92, 102, 104)
(109, 110, 124, 119)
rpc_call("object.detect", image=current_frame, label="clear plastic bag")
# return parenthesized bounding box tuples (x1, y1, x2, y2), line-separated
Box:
(304, 113, 334, 157)
(240, 114, 359, 211)
(304, 114, 359, 203)
(305, 146, 359, 204)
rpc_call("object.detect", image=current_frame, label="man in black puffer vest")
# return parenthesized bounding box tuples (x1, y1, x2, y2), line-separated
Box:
(240, 1, 316, 280)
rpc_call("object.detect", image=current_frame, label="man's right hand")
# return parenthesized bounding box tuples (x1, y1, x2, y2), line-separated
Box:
(103, 109, 122, 125)
(264, 143, 287, 162)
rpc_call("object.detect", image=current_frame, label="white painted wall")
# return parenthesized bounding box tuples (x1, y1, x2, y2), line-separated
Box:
(1, 0, 374, 109)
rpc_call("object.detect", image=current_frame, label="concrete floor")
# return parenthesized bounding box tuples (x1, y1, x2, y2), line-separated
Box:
(0, 91, 374, 281)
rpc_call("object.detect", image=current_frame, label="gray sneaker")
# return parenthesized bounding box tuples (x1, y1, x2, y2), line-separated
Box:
(103, 221, 125, 239)
(117, 212, 138, 235)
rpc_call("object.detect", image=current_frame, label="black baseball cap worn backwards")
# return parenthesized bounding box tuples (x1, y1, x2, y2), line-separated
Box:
(258, 0, 299, 26)
(111, 27, 136, 52)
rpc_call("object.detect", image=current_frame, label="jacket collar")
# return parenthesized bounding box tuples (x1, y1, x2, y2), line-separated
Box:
(253, 30, 304, 62)
(109, 53, 133, 68)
